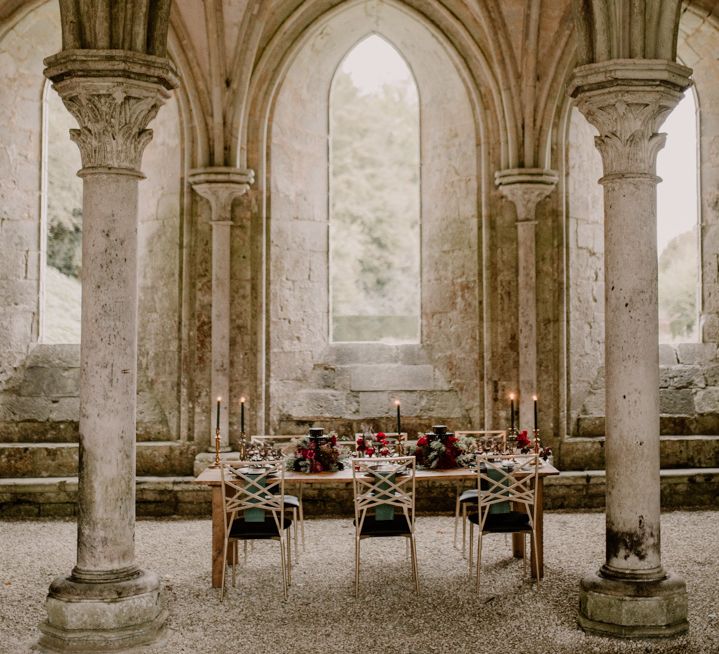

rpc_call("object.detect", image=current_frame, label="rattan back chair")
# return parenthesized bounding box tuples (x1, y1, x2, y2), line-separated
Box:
(219, 460, 292, 600)
(468, 453, 540, 591)
(351, 455, 418, 596)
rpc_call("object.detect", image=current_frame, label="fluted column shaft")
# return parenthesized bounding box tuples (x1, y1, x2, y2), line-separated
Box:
(570, 59, 691, 638)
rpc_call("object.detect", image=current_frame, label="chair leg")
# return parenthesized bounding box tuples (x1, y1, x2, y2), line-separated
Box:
(243, 540, 248, 563)
(293, 508, 299, 562)
(299, 486, 305, 551)
(286, 526, 292, 586)
(410, 535, 419, 594)
(279, 537, 288, 600)
(354, 537, 361, 598)
(220, 535, 229, 602)
(468, 521, 474, 575)
(462, 505, 468, 558)
(532, 529, 541, 590)
(231, 540, 237, 589)
(453, 489, 461, 548)
(476, 532, 483, 592)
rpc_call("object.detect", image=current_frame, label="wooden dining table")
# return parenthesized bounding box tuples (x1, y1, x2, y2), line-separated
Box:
(194, 461, 559, 588)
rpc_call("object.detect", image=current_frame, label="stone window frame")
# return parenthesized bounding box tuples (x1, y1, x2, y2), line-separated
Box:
(38, 77, 82, 347)
(326, 32, 423, 346)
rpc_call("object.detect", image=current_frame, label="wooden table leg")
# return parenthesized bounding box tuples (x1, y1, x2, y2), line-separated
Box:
(512, 501, 525, 558)
(530, 478, 544, 579)
(211, 486, 224, 588)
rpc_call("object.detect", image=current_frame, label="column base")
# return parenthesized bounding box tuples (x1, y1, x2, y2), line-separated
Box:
(193, 450, 243, 476)
(578, 569, 688, 638)
(37, 569, 165, 653)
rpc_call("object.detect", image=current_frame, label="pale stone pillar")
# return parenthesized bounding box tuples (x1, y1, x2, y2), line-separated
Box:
(188, 168, 253, 449)
(569, 60, 691, 637)
(496, 169, 557, 429)
(39, 52, 177, 651)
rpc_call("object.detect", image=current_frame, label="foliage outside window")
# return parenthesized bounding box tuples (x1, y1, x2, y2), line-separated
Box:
(43, 84, 82, 343)
(329, 35, 420, 343)
(657, 89, 698, 344)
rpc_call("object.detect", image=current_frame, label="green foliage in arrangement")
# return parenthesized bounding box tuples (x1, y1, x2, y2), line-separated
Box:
(330, 67, 420, 342)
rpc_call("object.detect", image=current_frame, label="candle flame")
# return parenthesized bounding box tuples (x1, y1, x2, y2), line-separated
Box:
(394, 400, 400, 406)
(532, 395, 538, 401)
(240, 396, 246, 403)
(509, 393, 515, 401)
(217, 396, 221, 402)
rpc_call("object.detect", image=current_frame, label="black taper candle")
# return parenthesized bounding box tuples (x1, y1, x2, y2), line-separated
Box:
(510, 394, 515, 431)
(216, 397, 220, 431)
(395, 400, 401, 435)
(240, 397, 245, 433)
(533, 395, 538, 432)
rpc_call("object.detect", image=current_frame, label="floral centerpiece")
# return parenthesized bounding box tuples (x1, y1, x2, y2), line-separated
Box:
(410, 425, 475, 469)
(355, 431, 393, 458)
(285, 428, 345, 473)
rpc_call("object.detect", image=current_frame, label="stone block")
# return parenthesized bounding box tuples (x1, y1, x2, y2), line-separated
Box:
(358, 391, 391, 418)
(282, 389, 358, 417)
(659, 365, 704, 389)
(676, 343, 717, 364)
(694, 388, 719, 414)
(659, 389, 695, 415)
(702, 363, 719, 386)
(658, 344, 678, 365)
(18, 366, 80, 397)
(350, 364, 434, 391)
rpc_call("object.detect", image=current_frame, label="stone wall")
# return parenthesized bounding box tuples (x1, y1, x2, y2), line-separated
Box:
(0, 1, 186, 443)
(265, 2, 481, 436)
(565, 8, 719, 439)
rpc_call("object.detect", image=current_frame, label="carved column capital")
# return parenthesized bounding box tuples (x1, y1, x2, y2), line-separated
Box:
(569, 60, 692, 178)
(495, 168, 558, 222)
(44, 50, 178, 174)
(189, 167, 255, 223)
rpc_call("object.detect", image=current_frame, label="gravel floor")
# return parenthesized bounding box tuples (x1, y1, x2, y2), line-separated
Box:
(0, 511, 717, 654)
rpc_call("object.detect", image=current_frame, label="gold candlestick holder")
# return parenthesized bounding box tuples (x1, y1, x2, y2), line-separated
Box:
(533, 428, 541, 453)
(395, 433, 405, 456)
(238, 431, 248, 460)
(211, 427, 222, 467)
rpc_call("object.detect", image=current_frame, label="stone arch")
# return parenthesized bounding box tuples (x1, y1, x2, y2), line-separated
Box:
(257, 0, 482, 433)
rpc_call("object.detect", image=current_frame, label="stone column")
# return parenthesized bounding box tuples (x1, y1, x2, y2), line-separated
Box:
(39, 52, 177, 652)
(569, 60, 691, 637)
(496, 169, 557, 429)
(188, 168, 253, 450)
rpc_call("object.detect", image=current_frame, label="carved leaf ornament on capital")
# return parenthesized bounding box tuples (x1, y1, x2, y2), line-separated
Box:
(575, 92, 682, 177)
(55, 82, 166, 173)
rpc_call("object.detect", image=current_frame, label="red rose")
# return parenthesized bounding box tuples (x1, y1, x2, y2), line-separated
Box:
(417, 436, 428, 447)
(366, 447, 375, 456)
(311, 460, 323, 473)
(305, 449, 315, 460)
(375, 432, 385, 442)
(380, 447, 390, 456)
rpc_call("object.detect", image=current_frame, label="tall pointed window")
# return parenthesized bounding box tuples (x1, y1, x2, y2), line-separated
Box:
(329, 35, 420, 343)
(41, 81, 82, 343)
(657, 89, 699, 343)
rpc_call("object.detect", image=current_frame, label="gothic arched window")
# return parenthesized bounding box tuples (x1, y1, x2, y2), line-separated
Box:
(329, 35, 420, 343)
(41, 80, 82, 344)
(657, 88, 699, 344)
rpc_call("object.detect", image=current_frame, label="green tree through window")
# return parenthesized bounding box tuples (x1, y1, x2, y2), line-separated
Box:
(329, 35, 420, 343)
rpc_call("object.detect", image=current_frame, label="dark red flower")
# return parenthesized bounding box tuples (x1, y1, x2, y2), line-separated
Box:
(417, 436, 428, 447)
(366, 446, 375, 456)
(375, 432, 386, 442)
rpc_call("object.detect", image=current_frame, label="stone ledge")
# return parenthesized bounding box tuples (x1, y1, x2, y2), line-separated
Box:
(0, 441, 198, 477)
(559, 435, 719, 469)
(1, 469, 717, 517)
